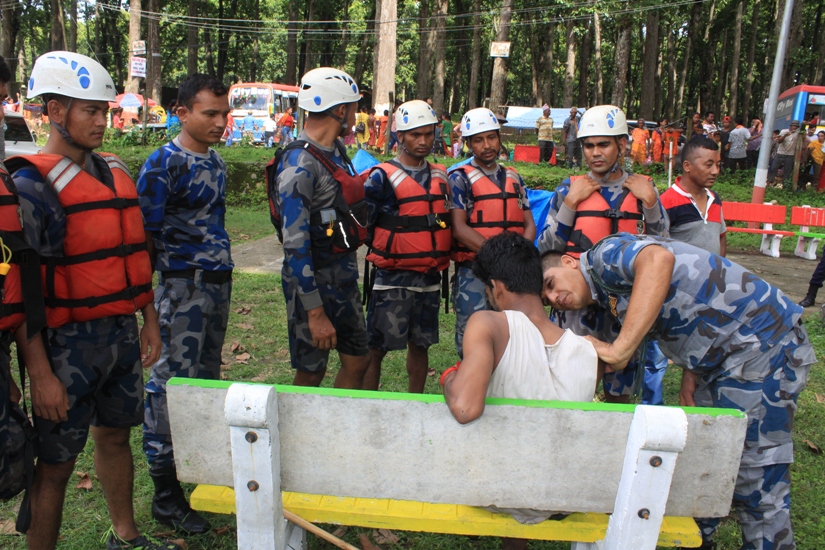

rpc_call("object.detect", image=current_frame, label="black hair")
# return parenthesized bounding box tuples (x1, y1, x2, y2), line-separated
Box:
(383, 109, 389, 116)
(705, 111, 714, 118)
(681, 136, 719, 164)
(0, 56, 11, 86)
(177, 74, 228, 110)
(369, 108, 376, 115)
(472, 232, 543, 296)
(735, 117, 744, 126)
(442, 112, 450, 119)
(540, 250, 564, 271)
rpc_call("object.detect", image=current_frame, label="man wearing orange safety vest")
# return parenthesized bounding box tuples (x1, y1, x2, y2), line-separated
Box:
(537, 105, 669, 406)
(449, 107, 536, 358)
(363, 100, 451, 393)
(8, 52, 175, 550)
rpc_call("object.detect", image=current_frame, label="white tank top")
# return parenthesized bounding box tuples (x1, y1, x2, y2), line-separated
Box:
(486, 310, 598, 403)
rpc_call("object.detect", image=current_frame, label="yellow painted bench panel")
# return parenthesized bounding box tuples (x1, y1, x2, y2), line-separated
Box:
(191, 484, 702, 547)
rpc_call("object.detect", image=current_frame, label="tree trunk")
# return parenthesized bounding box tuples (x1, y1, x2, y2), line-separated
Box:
(655, 48, 663, 120)
(467, 0, 482, 108)
(677, 0, 703, 120)
(577, 21, 591, 108)
(542, 22, 555, 106)
(250, 0, 260, 81)
(729, 0, 743, 118)
(16, 41, 25, 83)
(107, 4, 125, 85)
(126, 0, 141, 92)
(593, 13, 603, 105)
(51, 0, 68, 52)
(489, 0, 514, 115)
(742, 0, 759, 120)
(562, 19, 576, 107)
(697, 0, 717, 115)
(450, 46, 465, 113)
(611, 17, 631, 108)
(432, 0, 448, 112)
(815, 7, 825, 84)
(146, 0, 161, 103)
(339, 0, 350, 68)
(285, 0, 299, 84)
(782, 0, 804, 89)
(639, 10, 659, 119)
(0, 0, 20, 61)
(528, 16, 542, 106)
(301, 0, 316, 75)
(714, 31, 728, 114)
(353, 0, 376, 85)
(68, 0, 78, 51)
(187, 0, 198, 74)
(204, 24, 215, 75)
(372, 0, 397, 113)
(94, 2, 101, 58)
(666, 25, 676, 120)
(416, 0, 432, 99)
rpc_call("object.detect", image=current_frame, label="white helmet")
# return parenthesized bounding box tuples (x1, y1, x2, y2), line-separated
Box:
(395, 100, 438, 132)
(460, 108, 501, 137)
(577, 105, 628, 138)
(298, 67, 360, 113)
(28, 51, 116, 102)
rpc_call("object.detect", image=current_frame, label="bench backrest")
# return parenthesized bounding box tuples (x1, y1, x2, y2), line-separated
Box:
(167, 379, 746, 519)
(790, 205, 825, 227)
(722, 201, 787, 224)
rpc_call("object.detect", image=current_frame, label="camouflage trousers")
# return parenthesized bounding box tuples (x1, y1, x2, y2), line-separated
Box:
(452, 266, 491, 359)
(143, 275, 231, 467)
(694, 323, 813, 549)
(367, 287, 440, 352)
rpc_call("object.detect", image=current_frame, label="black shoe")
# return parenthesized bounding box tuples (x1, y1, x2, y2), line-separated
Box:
(149, 464, 212, 535)
(799, 285, 819, 308)
(104, 530, 182, 550)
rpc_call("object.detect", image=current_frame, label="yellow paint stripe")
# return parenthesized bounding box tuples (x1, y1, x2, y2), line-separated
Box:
(190, 485, 701, 547)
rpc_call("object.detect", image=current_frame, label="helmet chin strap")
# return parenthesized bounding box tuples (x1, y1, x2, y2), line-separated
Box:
(327, 103, 353, 133)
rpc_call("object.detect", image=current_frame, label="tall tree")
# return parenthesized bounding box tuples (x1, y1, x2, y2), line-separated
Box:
(353, 0, 376, 85)
(372, 0, 397, 113)
(339, 0, 350, 68)
(528, 15, 543, 106)
(68, 0, 78, 52)
(666, 25, 676, 120)
(729, 0, 743, 117)
(611, 16, 631, 109)
(639, 10, 659, 119)
(126, 0, 141, 92)
(431, 0, 448, 113)
(593, 13, 603, 105)
(562, 19, 576, 107)
(187, 0, 199, 75)
(250, 0, 260, 81)
(0, 0, 21, 61)
(677, 0, 703, 120)
(467, 0, 482, 108)
(542, 22, 555, 107)
(576, 21, 591, 108)
(51, 0, 68, 52)
(416, 0, 432, 99)
(781, 0, 804, 89)
(742, 0, 760, 121)
(488, 0, 513, 115)
(147, 0, 161, 103)
(285, 0, 300, 84)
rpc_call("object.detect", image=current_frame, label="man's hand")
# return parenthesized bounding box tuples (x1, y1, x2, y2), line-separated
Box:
(9, 376, 21, 404)
(140, 304, 162, 367)
(308, 307, 337, 351)
(623, 174, 658, 208)
(30, 370, 69, 423)
(584, 336, 631, 369)
(679, 370, 699, 407)
(564, 175, 601, 209)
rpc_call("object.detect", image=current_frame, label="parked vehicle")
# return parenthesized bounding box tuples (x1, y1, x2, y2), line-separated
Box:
(3, 112, 41, 158)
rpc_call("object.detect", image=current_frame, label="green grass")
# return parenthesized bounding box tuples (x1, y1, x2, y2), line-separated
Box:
(225, 207, 273, 243)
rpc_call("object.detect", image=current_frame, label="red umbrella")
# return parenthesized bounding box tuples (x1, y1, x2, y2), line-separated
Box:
(108, 93, 158, 109)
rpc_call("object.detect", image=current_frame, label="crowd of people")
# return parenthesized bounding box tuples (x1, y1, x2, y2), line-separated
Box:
(0, 50, 817, 550)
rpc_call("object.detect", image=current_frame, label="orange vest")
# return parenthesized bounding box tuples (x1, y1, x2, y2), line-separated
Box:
(8, 154, 154, 327)
(565, 175, 648, 257)
(366, 162, 452, 273)
(451, 165, 525, 264)
(0, 169, 27, 333)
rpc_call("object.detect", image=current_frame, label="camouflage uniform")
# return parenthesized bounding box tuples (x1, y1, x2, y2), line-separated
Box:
(277, 133, 368, 372)
(538, 172, 670, 401)
(138, 137, 233, 466)
(364, 161, 443, 352)
(13, 158, 145, 464)
(449, 160, 531, 358)
(582, 234, 814, 549)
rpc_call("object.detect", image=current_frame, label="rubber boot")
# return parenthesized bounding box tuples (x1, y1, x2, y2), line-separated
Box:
(149, 463, 212, 534)
(799, 284, 819, 308)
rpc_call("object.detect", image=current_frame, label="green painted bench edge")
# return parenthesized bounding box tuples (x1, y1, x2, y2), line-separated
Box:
(168, 377, 745, 419)
(795, 232, 825, 239)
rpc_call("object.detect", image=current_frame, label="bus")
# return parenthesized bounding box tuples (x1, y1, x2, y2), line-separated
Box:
(773, 84, 825, 132)
(227, 82, 300, 137)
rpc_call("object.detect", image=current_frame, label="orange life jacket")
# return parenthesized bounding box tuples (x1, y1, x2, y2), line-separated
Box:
(0, 168, 46, 336)
(7, 154, 154, 328)
(451, 164, 525, 264)
(366, 162, 452, 273)
(565, 175, 648, 257)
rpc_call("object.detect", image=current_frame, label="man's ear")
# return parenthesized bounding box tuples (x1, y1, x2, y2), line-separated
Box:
(47, 99, 66, 125)
(561, 254, 579, 269)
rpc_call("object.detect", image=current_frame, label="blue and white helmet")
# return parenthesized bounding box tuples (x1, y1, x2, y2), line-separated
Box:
(395, 100, 438, 132)
(28, 51, 116, 102)
(298, 67, 360, 113)
(460, 107, 501, 137)
(577, 105, 628, 138)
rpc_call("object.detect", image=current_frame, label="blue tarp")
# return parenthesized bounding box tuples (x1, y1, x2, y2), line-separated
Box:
(504, 107, 584, 131)
(352, 149, 380, 173)
(447, 156, 474, 172)
(526, 188, 555, 247)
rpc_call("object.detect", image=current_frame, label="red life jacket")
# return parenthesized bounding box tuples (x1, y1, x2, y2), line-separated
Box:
(7, 154, 154, 328)
(266, 140, 368, 268)
(565, 175, 648, 257)
(451, 164, 525, 264)
(366, 162, 452, 273)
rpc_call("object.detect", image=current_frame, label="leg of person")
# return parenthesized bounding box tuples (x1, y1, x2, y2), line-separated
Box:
(329, 280, 369, 389)
(364, 287, 407, 391)
(406, 289, 440, 393)
(641, 340, 667, 406)
(453, 266, 490, 359)
(27, 459, 75, 550)
(574, 140, 582, 168)
(284, 278, 330, 387)
(364, 348, 386, 390)
(800, 254, 825, 306)
(502, 537, 529, 550)
(781, 154, 797, 186)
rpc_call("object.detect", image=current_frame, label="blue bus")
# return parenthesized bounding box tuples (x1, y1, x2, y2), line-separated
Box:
(774, 85, 825, 132)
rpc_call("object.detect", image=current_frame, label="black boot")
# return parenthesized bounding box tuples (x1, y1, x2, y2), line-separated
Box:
(149, 463, 212, 534)
(799, 284, 819, 307)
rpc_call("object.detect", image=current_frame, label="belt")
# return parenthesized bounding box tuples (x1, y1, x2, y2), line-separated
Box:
(161, 269, 233, 284)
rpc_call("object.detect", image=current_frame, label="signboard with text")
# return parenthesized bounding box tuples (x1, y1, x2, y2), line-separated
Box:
(489, 42, 511, 58)
(130, 56, 146, 78)
(132, 40, 146, 55)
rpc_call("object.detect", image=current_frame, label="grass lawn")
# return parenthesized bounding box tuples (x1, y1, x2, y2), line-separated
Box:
(2, 159, 824, 548)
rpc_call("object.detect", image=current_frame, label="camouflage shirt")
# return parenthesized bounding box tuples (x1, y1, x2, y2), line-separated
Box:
(276, 132, 359, 311)
(581, 234, 806, 377)
(448, 159, 531, 215)
(137, 137, 233, 272)
(536, 170, 669, 254)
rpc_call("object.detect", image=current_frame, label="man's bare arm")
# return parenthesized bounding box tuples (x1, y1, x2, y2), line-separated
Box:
(450, 209, 487, 253)
(443, 312, 498, 424)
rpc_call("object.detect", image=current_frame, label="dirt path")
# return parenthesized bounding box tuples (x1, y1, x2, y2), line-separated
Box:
(232, 236, 818, 308)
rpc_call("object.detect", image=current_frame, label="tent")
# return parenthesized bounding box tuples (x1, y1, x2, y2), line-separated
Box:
(504, 107, 583, 131)
(526, 188, 555, 248)
(352, 149, 380, 173)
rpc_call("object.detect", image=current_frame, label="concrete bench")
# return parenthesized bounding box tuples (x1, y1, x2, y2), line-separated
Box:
(167, 379, 747, 550)
(790, 205, 825, 259)
(722, 201, 794, 257)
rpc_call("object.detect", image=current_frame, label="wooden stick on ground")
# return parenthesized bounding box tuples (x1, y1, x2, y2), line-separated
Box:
(283, 509, 360, 550)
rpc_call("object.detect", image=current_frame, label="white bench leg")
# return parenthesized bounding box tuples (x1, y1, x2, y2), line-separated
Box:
(286, 523, 307, 550)
(590, 405, 689, 550)
(225, 383, 288, 549)
(794, 234, 820, 260)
